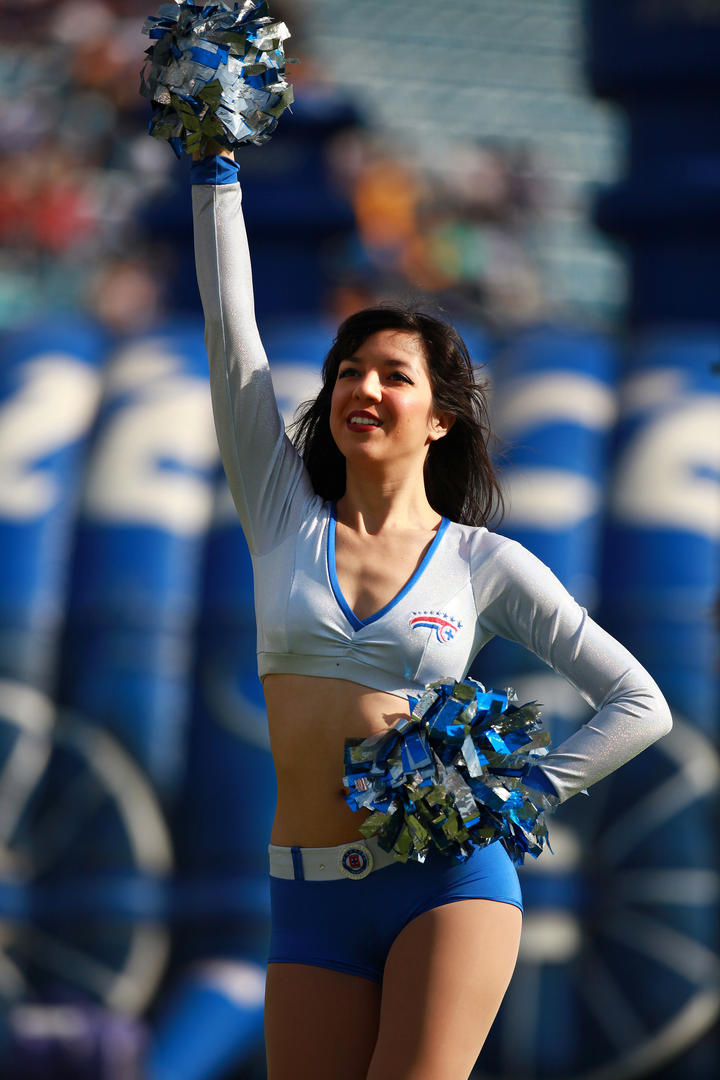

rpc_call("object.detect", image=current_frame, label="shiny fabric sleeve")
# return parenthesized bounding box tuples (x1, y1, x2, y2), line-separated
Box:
(474, 538, 673, 803)
(192, 176, 316, 555)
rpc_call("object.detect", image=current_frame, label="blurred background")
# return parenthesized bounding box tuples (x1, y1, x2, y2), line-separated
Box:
(0, 1, 718, 1078)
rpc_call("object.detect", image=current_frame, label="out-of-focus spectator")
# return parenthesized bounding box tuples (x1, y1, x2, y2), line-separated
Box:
(86, 252, 165, 334)
(325, 126, 550, 327)
(0, 0, 359, 334)
(0, 2, 176, 329)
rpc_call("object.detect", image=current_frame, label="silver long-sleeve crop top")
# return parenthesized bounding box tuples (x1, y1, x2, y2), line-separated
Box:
(192, 164, 672, 803)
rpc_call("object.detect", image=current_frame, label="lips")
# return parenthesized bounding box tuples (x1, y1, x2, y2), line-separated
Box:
(346, 410, 382, 431)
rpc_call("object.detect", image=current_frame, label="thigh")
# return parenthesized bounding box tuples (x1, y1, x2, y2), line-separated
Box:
(265, 962, 381, 1080)
(368, 899, 522, 1080)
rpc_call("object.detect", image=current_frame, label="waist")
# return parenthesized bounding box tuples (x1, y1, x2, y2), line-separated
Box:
(271, 795, 372, 848)
(264, 674, 411, 846)
(265, 674, 410, 764)
(269, 836, 397, 880)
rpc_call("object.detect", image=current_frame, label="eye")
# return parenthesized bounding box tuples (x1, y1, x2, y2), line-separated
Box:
(388, 371, 413, 384)
(337, 365, 359, 379)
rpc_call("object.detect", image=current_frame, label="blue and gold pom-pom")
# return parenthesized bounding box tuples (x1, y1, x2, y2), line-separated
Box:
(343, 678, 559, 866)
(140, 1, 294, 156)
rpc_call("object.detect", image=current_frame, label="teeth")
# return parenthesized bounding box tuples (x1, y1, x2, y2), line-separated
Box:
(350, 416, 380, 426)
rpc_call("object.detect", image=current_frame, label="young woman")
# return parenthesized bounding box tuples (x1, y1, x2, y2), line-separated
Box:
(190, 149, 672, 1080)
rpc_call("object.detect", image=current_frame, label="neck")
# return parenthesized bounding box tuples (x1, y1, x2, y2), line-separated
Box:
(337, 463, 440, 534)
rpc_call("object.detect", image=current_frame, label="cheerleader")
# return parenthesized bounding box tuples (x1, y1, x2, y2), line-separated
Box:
(190, 148, 671, 1080)
(142, 6, 672, 1076)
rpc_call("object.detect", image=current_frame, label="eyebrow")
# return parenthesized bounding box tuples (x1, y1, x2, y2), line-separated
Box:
(341, 356, 415, 368)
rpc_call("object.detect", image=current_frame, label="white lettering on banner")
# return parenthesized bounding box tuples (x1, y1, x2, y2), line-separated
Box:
(502, 468, 601, 529)
(214, 360, 321, 525)
(101, 345, 180, 393)
(82, 343, 219, 535)
(0, 356, 101, 519)
(611, 398, 720, 539)
(493, 372, 613, 531)
(494, 374, 617, 436)
(269, 362, 322, 430)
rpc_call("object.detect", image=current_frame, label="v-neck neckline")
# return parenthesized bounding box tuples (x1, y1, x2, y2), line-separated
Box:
(327, 503, 450, 631)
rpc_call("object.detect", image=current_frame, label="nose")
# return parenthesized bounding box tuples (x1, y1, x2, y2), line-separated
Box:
(353, 369, 382, 402)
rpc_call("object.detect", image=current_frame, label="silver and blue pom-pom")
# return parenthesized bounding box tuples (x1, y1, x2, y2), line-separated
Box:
(140, 1, 294, 156)
(343, 678, 559, 866)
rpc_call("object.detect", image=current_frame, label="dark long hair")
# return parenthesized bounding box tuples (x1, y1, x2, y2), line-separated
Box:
(290, 306, 504, 527)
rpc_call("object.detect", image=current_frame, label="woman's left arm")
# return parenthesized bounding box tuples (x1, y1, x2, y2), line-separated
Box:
(475, 537, 673, 803)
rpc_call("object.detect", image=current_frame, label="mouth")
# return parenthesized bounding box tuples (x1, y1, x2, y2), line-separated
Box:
(346, 411, 382, 432)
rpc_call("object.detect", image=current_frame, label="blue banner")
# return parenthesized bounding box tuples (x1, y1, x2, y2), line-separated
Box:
(0, 320, 105, 689)
(602, 330, 720, 724)
(59, 323, 219, 800)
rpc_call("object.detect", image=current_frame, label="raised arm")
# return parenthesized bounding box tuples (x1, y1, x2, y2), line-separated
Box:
(474, 538, 672, 803)
(191, 155, 316, 554)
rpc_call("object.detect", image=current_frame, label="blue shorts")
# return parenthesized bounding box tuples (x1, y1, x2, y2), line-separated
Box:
(268, 841, 522, 983)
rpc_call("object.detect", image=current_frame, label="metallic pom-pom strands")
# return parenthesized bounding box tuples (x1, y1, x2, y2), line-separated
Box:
(343, 678, 559, 866)
(140, 1, 294, 156)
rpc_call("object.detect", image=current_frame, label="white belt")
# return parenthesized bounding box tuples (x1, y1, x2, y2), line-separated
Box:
(268, 837, 397, 881)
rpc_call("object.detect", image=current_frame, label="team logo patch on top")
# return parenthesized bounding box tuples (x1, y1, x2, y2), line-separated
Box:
(409, 610, 462, 643)
(338, 842, 374, 879)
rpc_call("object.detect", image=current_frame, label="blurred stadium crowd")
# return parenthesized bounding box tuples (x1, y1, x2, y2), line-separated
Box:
(0, 0, 166, 333)
(0, 0, 555, 337)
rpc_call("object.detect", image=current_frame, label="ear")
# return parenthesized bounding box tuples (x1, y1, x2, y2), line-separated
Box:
(428, 410, 454, 442)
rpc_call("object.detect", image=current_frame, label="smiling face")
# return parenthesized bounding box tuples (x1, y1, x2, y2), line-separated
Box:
(329, 329, 452, 472)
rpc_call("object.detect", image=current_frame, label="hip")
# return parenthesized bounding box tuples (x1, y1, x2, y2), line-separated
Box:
(267, 839, 523, 982)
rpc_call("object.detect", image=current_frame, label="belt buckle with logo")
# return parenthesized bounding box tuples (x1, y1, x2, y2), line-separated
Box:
(338, 841, 374, 880)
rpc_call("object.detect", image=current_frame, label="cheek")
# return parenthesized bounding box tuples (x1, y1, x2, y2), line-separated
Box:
(407, 393, 437, 430)
(329, 383, 343, 420)
(329, 384, 347, 438)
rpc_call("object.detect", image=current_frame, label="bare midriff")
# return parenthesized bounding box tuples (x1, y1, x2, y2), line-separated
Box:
(264, 672, 410, 847)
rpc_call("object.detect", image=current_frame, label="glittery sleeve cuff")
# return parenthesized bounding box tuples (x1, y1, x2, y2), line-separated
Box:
(190, 155, 240, 186)
(524, 764, 560, 796)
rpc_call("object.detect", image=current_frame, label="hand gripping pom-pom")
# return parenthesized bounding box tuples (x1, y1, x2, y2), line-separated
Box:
(342, 678, 560, 866)
(140, 1, 294, 156)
